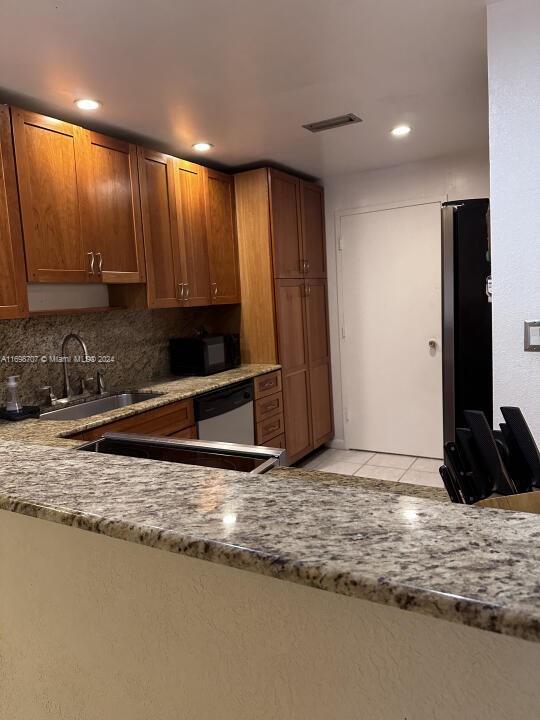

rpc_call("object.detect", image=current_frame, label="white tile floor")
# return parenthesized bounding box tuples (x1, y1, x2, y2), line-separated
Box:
(299, 448, 444, 488)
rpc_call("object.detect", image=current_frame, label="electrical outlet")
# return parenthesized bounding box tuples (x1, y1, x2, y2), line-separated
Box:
(524, 321, 540, 351)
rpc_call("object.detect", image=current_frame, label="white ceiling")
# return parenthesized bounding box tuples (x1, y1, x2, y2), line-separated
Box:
(0, 0, 489, 179)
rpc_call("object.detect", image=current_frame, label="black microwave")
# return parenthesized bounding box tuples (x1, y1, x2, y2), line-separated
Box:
(169, 334, 241, 377)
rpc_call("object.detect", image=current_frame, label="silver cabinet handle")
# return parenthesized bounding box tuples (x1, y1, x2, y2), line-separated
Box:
(88, 251, 95, 276)
(301, 258, 308, 274)
(95, 251, 103, 275)
(305, 282, 311, 297)
(178, 283, 184, 300)
(305, 259, 310, 273)
(211, 282, 218, 298)
(185, 282, 190, 301)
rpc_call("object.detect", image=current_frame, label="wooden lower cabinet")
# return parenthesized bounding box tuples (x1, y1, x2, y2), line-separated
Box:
(305, 279, 333, 448)
(254, 371, 286, 452)
(256, 413, 285, 446)
(70, 399, 195, 442)
(254, 370, 282, 399)
(255, 392, 283, 422)
(264, 433, 286, 449)
(282, 368, 313, 463)
(309, 362, 333, 447)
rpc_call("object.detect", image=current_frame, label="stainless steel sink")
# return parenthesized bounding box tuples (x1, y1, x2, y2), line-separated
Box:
(39, 392, 163, 421)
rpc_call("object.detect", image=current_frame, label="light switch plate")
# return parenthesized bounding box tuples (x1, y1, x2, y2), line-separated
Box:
(524, 321, 540, 352)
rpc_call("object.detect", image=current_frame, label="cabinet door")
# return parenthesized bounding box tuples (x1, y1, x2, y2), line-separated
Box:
(138, 147, 183, 308)
(11, 107, 89, 282)
(0, 106, 28, 318)
(301, 181, 326, 278)
(275, 279, 313, 463)
(80, 131, 145, 283)
(269, 169, 303, 278)
(175, 160, 211, 306)
(305, 279, 333, 447)
(206, 169, 240, 304)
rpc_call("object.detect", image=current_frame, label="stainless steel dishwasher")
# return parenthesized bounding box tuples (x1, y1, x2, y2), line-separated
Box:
(195, 380, 254, 445)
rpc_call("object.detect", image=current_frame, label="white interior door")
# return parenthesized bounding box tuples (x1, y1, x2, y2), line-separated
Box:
(339, 202, 443, 458)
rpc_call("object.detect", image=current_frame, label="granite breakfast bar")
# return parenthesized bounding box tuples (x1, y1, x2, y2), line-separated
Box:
(1, 369, 540, 718)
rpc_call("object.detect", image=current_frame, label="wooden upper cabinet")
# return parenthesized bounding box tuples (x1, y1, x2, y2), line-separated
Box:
(79, 131, 145, 283)
(301, 181, 326, 278)
(11, 107, 90, 283)
(175, 160, 211, 306)
(269, 169, 303, 278)
(137, 147, 183, 308)
(0, 106, 28, 318)
(205, 169, 240, 304)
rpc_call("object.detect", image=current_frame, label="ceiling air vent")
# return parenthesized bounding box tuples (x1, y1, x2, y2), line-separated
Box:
(302, 113, 362, 133)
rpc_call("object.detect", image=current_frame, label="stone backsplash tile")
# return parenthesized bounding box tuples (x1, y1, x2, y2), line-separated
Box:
(0, 305, 239, 404)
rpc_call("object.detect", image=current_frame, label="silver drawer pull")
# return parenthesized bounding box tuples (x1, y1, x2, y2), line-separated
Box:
(87, 251, 95, 276)
(96, 251, 103, 274)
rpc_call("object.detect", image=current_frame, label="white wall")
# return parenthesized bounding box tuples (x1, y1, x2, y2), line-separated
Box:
(323, 151, 490, 447)
(488, 0, 540, 442)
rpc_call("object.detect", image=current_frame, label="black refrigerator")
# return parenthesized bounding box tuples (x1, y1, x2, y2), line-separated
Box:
(441, 199, 492, 444)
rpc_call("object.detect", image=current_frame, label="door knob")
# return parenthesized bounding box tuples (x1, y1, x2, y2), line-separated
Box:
(428, 339, 438, 350)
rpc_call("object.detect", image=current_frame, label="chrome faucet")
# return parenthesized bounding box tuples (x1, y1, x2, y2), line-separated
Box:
(96, 368, 106, 395)
(61, 333, 90, 398)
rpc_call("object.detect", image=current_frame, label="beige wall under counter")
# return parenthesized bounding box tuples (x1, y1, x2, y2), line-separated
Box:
(1, 509, 539, 720)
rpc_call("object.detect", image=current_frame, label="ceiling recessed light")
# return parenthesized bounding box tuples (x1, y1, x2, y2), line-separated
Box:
(391, 124, 412, 137)
(192, 142, 213, 152)
(74, 98, 101, 111)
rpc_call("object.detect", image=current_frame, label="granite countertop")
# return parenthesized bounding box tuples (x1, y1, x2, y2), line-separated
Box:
(1, 437, 540, 643)
(0, 364, 280, 448)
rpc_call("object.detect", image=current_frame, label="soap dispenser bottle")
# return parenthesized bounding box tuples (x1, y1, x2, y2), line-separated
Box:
(5, 375, 22, 413)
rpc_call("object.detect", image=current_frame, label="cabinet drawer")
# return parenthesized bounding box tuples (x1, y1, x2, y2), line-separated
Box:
(254, 370, 282, 399)
(168, 424, 197, 439)
(256, 413, 285, 445)
(260, 432, 286, 450)
(255, 391, 283, 422)
(73, 399, 195, 441)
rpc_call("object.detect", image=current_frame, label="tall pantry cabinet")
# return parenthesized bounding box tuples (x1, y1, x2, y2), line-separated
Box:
(235, 167, 333, 464)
